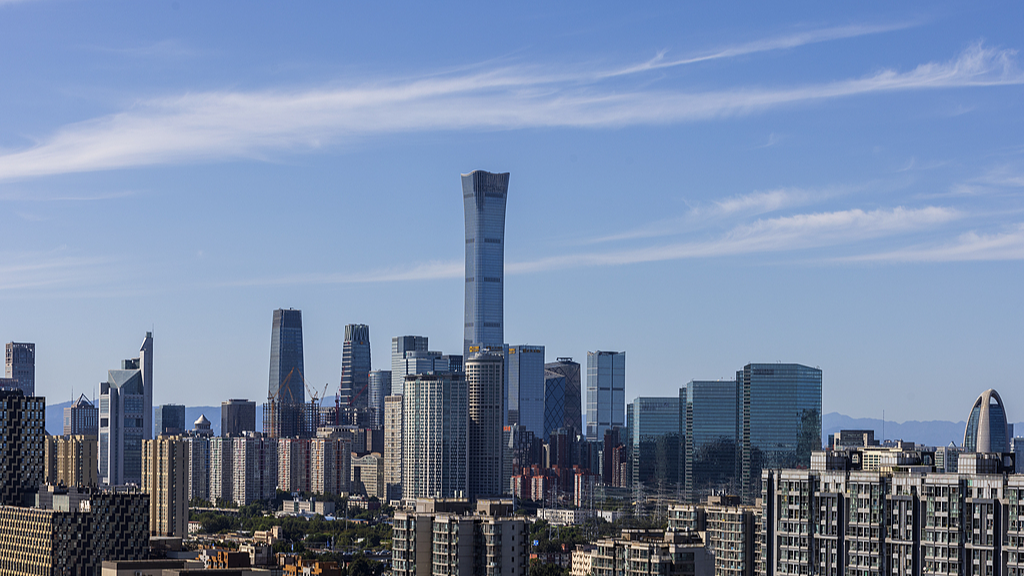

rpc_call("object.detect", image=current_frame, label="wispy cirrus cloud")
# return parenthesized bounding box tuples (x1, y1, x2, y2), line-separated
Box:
(599, 22, 917, 78)
(843, 223, 1024, 262)
(219, 205, 960, 288)
(0, 42, 1019, 183)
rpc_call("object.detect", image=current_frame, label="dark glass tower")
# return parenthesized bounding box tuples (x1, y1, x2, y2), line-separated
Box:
(340, 324, 371, 410)
(155, 404, 186, 435)
(683, 380, 740, 502)
(739, 363, 821, 503)
(462, 170, 509, 358)
(267, 309, 304, 438)
(544, 357, 582, 440)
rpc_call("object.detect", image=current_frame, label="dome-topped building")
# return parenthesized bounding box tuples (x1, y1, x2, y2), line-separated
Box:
(192, 414, 213, 437)
(963, 389, 1010, 453)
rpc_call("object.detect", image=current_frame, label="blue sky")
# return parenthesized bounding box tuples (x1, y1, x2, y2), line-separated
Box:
(1, 2, 1022, 424)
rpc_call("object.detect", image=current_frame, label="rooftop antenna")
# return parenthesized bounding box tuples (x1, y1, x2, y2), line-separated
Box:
(882, 409, 885, 442)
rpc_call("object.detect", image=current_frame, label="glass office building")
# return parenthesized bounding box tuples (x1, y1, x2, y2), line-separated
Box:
(462, 170, 509, 358)
(340, 324, 371, 410)
(155, 404, 186, 436)
(684, 380, 740, 502)
(269, 309, 304, 405)
(391, 336, 428, 395)
(367, 370, 392, 429)
(739, 363, 821, 503)
(507, 345, 545, 437)
(586, 351, 625, 441)
(628, 397, 681, 490)
(544, 358, 582, 440)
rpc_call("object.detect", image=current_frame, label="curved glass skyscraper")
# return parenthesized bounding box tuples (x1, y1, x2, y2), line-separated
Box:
(462, 170, 509, 357)
(963, 388, 1010, 453)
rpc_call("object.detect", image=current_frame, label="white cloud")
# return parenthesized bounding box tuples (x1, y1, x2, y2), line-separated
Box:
(844, 224, 1024, 262)
(599, 23, 916, 78)
(0, 43, 1019, 183)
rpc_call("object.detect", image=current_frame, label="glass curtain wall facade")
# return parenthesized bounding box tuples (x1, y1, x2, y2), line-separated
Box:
(684, 380, 740, 502)
(739, 363, 821, 503)
(267, 309, 304, 438)
(628, 397, 681, 490)
(367, 370, 392, 430)
(155, 404, 186, 436)
(462, 170, 509, 358)
(340, 324, 371, 410)
(390, 336, 428, 396)
(544, 358, 582, 439)
(963, 388, 1010, 453)
(586, 351, 625, 441)
(507, 345, 544, 437)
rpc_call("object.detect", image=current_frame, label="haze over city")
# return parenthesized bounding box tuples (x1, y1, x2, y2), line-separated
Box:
(2, 2, 1022, 424)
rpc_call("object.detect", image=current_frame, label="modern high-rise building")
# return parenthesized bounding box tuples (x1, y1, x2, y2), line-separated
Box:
(63, 393, 98, 437)
(142, 435, 189, 537)
(402, 372, 468, 499)
(627, 397, 681, 490)
(462, 170, 509, 359)
(383, 395, 403, 501)
(277, 437, 312, 494)
(155, 404, 186, 436)
(267, 309, 304, 438)
(391, 336, 428, 395)
(507, 345, 545, 437)
(683, 380, 740, 502)
(738, 362, 821, 503)
(208, 437, 234, 504)
(99, 333, 154, 486)
(963, 388, 1010, 453)
(543, 357, 582, 440)
(367, 370, 392, 429)
(586, 351, 625, 441)
(340, 324, 371, 415)
(4, 342, 34, 396)
(221, 399, 256, 437)
(467, 352, 504, 499)
(0, 389, 44, 507)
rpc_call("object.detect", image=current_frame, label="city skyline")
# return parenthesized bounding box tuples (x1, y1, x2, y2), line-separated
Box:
(1, 3, 1023, 423)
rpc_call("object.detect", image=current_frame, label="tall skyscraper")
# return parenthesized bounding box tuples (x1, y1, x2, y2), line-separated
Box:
(340, 324, 371, 413)
(221, 399, 256, 437)
(963, 388, 1010, 453)
(267, 309, 304, 438)
(99, 333, 153, 486)
(391, 336, 428, 395)
(628, 397, 681, 490)
(4, 342, 34, 397)
(586, 351, 625, 441)
(507, 345, 545, 437)
(462, 170, 509, 358)
(402, 372, 467, 499)
(0, 389, 44, 506)
(63, 394, 98, 437)
(544, 357, 582, 440)
(155, 404, 186, 436)
(367, 370, 392, 429)
(683, 380, 740, 503)
(467, 352, 504, 499)
(738, 363, 822, 503)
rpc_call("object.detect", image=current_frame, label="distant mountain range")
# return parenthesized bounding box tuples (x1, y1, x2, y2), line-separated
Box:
(43, 402, 1020, 449)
